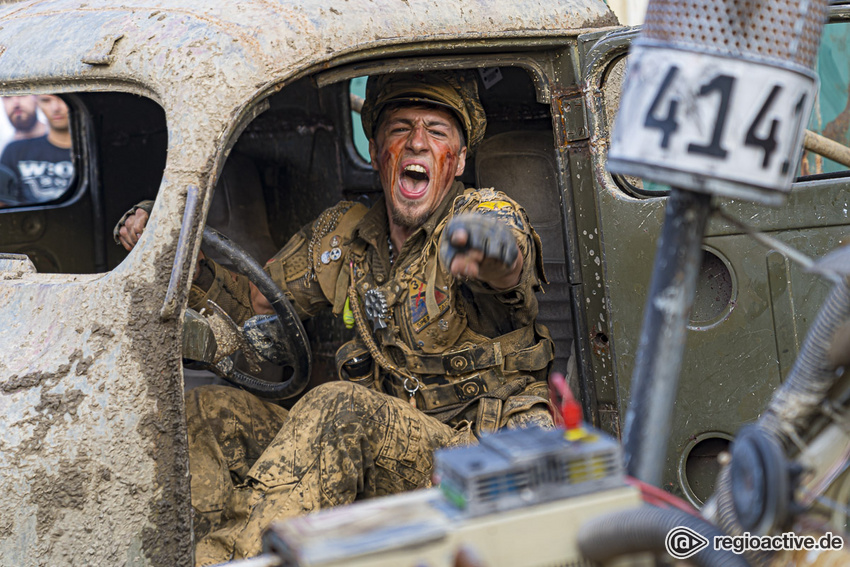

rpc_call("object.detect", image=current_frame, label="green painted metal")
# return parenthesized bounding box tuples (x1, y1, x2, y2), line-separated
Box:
(578, 16, 850, 502)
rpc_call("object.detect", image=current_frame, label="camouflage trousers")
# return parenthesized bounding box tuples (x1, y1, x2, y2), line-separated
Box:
(186, 382, 463, 565)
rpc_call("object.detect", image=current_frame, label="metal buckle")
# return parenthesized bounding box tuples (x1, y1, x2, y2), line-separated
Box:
(444, 347, 473, 375)
(453, 375, 487, 401)
(403, 376, 421, 396)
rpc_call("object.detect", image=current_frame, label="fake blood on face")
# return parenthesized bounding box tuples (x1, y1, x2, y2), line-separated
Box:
(371, 106, 466, 230)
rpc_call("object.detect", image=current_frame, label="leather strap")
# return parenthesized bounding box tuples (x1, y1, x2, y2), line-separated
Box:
(402, 324, 552, 376)
(420, 376, 535, 425)
(475, 398, 502, 435)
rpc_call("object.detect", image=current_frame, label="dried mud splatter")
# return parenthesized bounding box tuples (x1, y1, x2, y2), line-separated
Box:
(123, 239, 193, 567)
(31, 457, 93, 534)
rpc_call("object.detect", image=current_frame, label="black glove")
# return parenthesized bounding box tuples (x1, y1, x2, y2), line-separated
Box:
(439, 212, 519, 271)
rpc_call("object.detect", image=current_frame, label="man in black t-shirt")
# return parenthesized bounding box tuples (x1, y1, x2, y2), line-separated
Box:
(0, 95, 73, 207)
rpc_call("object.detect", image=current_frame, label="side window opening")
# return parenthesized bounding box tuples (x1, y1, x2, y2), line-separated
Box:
(90, 93, 168, 271)
(0, 92, 167, 274)
(0, 94, 76, 208)
(799, 21, 850, 179)
(350, 76, 369, 163)
(601, 56, 671, 197)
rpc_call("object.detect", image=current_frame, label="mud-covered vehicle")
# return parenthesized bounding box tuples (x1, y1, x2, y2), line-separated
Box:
(1, 0, 850, 564)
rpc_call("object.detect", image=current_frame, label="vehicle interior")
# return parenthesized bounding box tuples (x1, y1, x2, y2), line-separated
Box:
(194, 63, 576, 399)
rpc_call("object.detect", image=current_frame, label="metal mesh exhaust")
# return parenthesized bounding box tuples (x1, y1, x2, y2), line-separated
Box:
(641, 0, 828, 71)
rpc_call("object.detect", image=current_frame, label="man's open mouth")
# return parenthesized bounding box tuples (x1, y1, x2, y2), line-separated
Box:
(399, 164, 430, 198)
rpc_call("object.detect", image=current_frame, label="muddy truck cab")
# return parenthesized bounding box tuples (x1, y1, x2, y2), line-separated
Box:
(0, 0, 849, 564)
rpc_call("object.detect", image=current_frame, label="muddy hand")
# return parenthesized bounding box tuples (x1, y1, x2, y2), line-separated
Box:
(118, 209, 149, 251)
(453, 545, 487, 567)
(440, 213, 521, 288)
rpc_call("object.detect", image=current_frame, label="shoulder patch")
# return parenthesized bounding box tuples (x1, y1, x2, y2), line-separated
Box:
(454, 187, 514, 210)
(475, 187, 500, 201)
(451, 187, 529, 231)
(475, 199, 524, 231)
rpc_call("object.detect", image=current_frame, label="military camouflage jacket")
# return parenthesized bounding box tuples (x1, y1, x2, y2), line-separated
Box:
(190, 181, 554, 430)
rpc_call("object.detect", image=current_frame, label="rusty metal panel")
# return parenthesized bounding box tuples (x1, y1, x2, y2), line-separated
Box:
(0, 0, 616, 99)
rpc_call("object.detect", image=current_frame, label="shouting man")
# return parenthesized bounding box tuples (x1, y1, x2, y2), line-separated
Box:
(117, 71, 554, 565)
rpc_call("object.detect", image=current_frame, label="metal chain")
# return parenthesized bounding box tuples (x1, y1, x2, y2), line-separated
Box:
(348, 262, 420, 401)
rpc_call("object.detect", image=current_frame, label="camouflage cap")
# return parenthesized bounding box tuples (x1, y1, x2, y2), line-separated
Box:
(361, 71, 487, 150)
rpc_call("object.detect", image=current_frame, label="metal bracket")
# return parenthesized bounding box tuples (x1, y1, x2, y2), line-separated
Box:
(559, 96, 588, 142)
(161, 185, 200, 320)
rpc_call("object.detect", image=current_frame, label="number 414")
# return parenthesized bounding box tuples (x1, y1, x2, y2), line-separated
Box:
(645, 65, 807, 174)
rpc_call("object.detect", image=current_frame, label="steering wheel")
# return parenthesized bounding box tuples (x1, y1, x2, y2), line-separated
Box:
(198, 226, 312, 400)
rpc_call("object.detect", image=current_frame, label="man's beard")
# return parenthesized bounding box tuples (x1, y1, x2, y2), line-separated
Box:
(10, 113, 37, 132)
(391, 205, 430, 230)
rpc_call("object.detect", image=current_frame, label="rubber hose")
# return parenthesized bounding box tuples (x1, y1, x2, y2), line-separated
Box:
(577, 505, 748, 567)
(202, 227, 312, 399)
(712, 467, 774, 566)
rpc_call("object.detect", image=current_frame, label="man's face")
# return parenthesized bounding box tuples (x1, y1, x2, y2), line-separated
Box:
(3, 96, 39, 132)
(369, 105, 467, 229)
(37, 95, 69, 132)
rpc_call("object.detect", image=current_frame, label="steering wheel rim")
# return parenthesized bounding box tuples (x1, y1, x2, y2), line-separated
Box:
(200, 226, 312, 399)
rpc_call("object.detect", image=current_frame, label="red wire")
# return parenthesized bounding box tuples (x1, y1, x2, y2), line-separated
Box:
(625, 476, 701, 517)
(549, 372, 582, 428)
(548, 373, 699, 518)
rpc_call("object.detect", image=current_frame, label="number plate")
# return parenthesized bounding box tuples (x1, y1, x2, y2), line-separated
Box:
(608, 44, 816, 205)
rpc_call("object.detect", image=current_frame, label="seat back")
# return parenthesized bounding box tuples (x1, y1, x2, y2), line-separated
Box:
(206, 152, 279, 264)
(475, 131, 572, 375)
